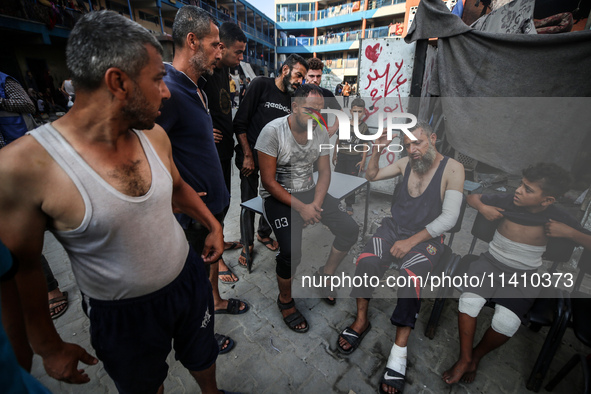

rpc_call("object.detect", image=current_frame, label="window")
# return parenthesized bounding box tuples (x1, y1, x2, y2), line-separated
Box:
(106, 0, 128, 15)
(138, 11, 159, 25)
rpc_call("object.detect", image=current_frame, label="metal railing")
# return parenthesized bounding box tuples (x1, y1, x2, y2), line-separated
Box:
(277, 10, 315, 23)
(324, 58, 359, 70)
(363, 26, 390, 39)
(1, 0, 86, 29)
(317, 1, 365, 20)
(367, 0, 406, 10)
(316, 29, 362, 45)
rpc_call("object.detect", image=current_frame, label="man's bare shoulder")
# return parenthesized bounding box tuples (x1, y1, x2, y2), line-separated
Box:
(444, 157, 465, 175)
(143, 123, 170, 146)
(443, 157, 465, 190)
(394, 156, 410, 169)
(0, 135, 53, 179)
(0, 135, 55, 204)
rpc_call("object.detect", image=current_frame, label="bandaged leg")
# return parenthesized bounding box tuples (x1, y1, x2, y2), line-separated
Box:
(386, 344, 407, 375)
(491, 304, 521, 337)
(458, 292, 486, 318)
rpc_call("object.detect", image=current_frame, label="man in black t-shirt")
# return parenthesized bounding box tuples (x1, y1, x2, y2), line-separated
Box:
(202, 22, 247, 284)
(233, 54, 308, 267)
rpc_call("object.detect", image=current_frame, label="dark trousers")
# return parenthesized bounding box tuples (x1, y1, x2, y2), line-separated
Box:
(350, 217, 445, 328)
(41, 255, 58, 292)
(220, 158, 232, 194)
(343, 95, 350, 107)
(263, 189, 359, 279)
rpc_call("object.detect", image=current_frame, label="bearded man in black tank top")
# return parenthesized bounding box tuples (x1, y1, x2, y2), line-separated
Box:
(337, 121, 465, 394)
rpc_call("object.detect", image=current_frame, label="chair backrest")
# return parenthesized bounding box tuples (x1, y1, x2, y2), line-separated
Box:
(544, 238, 576, 271)
(467, 212, 499, 254)
(449, 194, 467, 235)
(574, 248, 591, 292)
(446, 194, 467, 247)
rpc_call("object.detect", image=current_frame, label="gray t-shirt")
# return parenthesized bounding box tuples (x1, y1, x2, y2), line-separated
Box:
(255, 115, 329, 199)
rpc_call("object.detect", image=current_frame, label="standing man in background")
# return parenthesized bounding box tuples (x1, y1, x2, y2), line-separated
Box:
(202, 21, 247, 284)
(342, 81, 351, 108)
(0, 71, 35, 145)
(305, 57, 341, 137)
(157, 6, 249, 355)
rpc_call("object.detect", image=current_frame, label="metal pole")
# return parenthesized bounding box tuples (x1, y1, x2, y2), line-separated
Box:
(127, 0, 133, 20)
(158, 2, 164, 34)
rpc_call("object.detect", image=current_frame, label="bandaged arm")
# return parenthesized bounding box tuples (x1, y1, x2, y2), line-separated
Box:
(425, 190, 463, 238)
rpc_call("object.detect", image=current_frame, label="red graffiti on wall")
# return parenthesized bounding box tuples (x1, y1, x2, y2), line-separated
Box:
(365, 43, 382, 63)
(363, 60, 407, 117)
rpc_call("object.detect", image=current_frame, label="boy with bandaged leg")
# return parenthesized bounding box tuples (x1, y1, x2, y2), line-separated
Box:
(443, 163, 591, 385)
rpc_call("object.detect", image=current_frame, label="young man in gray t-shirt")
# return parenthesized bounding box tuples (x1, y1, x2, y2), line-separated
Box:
(255, 84, 359, 333)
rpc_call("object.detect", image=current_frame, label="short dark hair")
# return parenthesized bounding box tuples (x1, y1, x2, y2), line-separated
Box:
(522, 163, 572, 197)
(66, 10, 162, 91)
(172, 6, 214, 49)
(409, 120, 433, 136)
(307, 57, 324, 71)
(294, 83, 323, 99)
(220, 22, 246, 46)
(350, 97, 365, 108)
(294, 84, 323, 107)
(281, 54, 309, 73)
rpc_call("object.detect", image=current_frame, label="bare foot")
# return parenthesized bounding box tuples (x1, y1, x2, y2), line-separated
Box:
(238, 245, 254, 267)
(381, 382, 401, 393)
(338, 318, 369, 351)
(442, 358, 477, 384)
(48, 289, 68, 319)
(461, 369, 477, 383)
(218, 259, 238, 283)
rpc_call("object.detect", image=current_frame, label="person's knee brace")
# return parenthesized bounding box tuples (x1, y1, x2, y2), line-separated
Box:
(491, 304, 521, 337)
(458, 292, 486, 318)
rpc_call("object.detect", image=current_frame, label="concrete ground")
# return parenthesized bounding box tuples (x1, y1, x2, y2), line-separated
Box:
(32, 164, 589, 394)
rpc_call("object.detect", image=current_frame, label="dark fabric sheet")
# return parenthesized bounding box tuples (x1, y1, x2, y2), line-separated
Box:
(405, 0, 591, 174)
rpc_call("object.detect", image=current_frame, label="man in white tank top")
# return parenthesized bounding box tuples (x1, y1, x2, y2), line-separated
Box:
(0, 11, 229, 394)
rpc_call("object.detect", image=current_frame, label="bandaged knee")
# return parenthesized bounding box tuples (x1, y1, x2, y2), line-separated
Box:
(425, 190, 463, 237)
(458, 292, 486, 318)
(386, 344, 407, 375)
(491, 304, 521, 337)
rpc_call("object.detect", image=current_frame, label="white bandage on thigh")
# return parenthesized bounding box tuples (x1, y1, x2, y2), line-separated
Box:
(426, 190, 463, 238)
(386, 344, 407, 375)
(458, 292, 486, 318)
(491, 304, 521, 337)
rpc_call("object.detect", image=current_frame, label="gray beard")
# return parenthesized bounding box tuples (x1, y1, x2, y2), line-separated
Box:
(410, 144, 436, 175)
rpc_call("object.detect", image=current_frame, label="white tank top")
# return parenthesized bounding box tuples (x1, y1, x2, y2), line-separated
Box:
(30, 124, 189, 300)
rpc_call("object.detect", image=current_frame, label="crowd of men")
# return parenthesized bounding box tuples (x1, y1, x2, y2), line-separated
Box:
(0, 7, 590, 394)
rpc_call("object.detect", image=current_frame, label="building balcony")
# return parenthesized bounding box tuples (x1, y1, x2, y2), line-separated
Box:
(363, 25, 390, 39)
(367, 0, 406, 10)
(317, 1, 365, 20)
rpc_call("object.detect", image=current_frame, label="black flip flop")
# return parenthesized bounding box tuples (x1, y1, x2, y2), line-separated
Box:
(215, 298, 249, 315)
(337, 323, 371, 355)
(379, 367, 406, 393)
(215, 333, 235, 355)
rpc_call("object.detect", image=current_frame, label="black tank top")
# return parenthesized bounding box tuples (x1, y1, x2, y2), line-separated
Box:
(391, 156, 449, 236)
